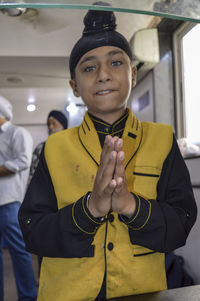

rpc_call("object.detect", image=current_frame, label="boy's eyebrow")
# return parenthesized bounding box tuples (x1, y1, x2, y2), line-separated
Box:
(107, 50, 124, 57)
(79, 56, 97, 66)
(79, 50, 124, 66)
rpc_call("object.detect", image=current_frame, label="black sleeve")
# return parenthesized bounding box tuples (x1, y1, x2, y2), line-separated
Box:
(18, 148, 104, 258)
(119, 136, 197, 252)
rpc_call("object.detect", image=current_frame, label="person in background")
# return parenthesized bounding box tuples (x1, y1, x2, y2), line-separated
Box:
(0, 96, 37, 301)
(18, 6, 197, 301)
(29, 110, 68, 180)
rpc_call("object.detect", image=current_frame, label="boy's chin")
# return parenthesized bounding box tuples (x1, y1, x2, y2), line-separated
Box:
(49, 128, 63, 135)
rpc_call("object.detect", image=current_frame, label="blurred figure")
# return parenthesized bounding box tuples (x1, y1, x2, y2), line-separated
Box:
(29, 110, 68, 180)
(0, 96, 37, 301)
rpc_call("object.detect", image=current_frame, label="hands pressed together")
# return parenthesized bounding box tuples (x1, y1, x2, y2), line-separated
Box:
(88, 135, 136, 218)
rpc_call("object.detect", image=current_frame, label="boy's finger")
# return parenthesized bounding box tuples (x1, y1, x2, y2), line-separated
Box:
(97, 135, 113, 178)
(101, 135, 112, 156)
(99, 136, 118, 176)
(114, 151, 125, 179)
(100, 136, 114, 164)
(104, 179, 117, 195)
(95, 150, 117, 193)
(114, 138, 123, 153)
(102, 151, 117, 182)
(114, 177, 123, 194)
(102, 136, 119, 158)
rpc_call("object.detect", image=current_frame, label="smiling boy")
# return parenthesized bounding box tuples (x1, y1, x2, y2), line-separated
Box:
(18, 7, 197, 301)
(70, 45, 137, 220)
(70, 47, 136, 124)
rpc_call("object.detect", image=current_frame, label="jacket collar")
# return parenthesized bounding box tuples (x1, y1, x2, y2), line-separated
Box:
(78, 108, 142, 168)
(122, 109, 143, 168)
(88, 109, 128, 136)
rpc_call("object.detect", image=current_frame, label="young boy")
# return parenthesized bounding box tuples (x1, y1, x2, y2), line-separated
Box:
(18, 7, 197, 301)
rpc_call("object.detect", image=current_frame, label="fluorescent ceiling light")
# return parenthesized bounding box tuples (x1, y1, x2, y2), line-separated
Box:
(27, 104, 36, 112)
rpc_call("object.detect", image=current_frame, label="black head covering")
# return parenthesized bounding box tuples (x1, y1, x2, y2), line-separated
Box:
(47, 110, 68, 129)
(69, 2, 133, 78)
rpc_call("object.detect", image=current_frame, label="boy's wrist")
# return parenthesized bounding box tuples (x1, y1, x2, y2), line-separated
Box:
(87, 193, 106, 219)
(119, 193, 136, 218)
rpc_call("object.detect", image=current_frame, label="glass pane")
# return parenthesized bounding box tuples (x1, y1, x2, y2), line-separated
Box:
(182, 24, 200, 143)
(0, 0, 200, 23)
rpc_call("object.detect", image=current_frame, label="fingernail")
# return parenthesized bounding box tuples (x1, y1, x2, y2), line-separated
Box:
(110, 151, 116, 160)
(118, 139, 122, 147)
(109, 140, 113, 147)
(120, 152, 124, 160)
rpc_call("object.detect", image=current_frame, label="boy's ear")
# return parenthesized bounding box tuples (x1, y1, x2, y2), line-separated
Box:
(131, 67, 137, 89)
(69, 79, 80, 98)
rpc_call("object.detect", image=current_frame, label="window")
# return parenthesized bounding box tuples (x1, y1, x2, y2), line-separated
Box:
(174, 23, 200, 144)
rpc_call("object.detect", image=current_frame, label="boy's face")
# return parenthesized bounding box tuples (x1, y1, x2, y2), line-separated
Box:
(70, 46, 137, 122)
(47, 116, 64, 135)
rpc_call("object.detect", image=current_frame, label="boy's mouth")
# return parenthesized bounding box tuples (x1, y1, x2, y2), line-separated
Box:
(95, 89, 114, 95)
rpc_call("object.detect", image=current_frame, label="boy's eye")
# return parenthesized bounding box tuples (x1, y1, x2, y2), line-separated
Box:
(111, 60, 122, 66)
(84, 65, 96, 72)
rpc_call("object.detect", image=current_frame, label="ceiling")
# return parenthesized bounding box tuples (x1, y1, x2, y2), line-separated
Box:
(0, 7, 156, 126)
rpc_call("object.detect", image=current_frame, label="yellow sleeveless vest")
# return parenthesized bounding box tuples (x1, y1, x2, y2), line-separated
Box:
(38, 110, 173, 301)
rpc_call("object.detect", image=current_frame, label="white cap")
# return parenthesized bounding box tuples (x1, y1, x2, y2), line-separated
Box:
(0, 96, 13, 120)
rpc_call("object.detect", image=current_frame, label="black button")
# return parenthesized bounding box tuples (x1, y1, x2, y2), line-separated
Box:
(108, 214, 114, 223)
(107, 242, 114, 251)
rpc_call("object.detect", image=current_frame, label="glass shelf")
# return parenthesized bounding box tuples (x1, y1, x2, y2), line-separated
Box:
(0, 0, 200, 23)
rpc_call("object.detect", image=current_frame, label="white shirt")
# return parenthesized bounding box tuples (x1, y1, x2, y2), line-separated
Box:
(0, 121, 33, 206)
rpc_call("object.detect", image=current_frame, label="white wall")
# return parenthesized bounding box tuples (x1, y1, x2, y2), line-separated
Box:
(128, 51, 175, 127)
(128, 72, 155, 122)
(23, 125, 48, 150)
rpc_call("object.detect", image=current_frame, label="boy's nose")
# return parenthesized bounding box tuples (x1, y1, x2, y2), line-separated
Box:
(99, 77, 111, 83)
(48, 124, 54, 131)
(97, 65, 111, 83)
